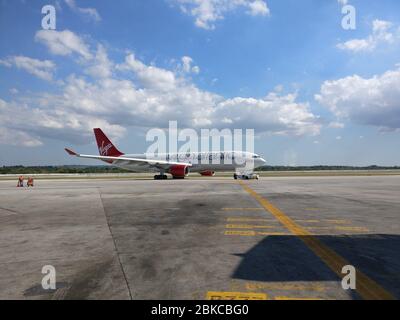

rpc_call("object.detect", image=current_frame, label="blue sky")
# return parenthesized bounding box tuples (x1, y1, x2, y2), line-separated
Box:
(0, 0, 400, 166)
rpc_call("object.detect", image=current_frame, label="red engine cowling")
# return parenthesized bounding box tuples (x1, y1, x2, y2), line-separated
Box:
(169, 165, 189, 178)
(200, 171, 215, 177)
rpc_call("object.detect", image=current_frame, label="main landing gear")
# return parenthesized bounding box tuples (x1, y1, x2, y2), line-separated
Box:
(154, 174, 168, 180)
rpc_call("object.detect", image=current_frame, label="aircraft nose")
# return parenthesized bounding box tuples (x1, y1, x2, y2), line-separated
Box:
(254, 157, 266, 168)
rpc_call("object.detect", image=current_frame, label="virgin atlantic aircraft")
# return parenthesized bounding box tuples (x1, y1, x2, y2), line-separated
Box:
(65, 128, 266, 180)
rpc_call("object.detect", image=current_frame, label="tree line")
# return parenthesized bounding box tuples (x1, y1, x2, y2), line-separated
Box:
(1, 165, 399, 174)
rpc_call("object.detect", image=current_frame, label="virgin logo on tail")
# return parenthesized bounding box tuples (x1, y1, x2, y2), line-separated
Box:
(99, 141, 113, 156)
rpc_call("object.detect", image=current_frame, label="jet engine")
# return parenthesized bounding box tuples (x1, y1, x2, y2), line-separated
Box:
(199, 171, 215, 176)
(169, 165, 190, 179)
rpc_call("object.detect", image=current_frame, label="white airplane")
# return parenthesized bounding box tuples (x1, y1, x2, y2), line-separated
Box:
(65, 128, 266, 180)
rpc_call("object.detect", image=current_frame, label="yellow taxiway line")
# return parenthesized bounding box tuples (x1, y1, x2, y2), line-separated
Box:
(238, 181, 395, 300)
(206, 291, 268, 300)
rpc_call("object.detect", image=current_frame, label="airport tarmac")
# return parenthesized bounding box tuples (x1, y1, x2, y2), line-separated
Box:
(0, 175, 399, 300)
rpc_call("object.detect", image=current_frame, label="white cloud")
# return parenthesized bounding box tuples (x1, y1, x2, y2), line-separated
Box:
(337, 0, 348, 5)
(181, 56, 200, 74)
(0, 56, 55, 81)
(84, 44, 113, 79)
(337, 19, 397, 52)
(0, 97, 125, 146)
(247, 0, 269, 16)
(213, 93, 320, 135)
(35, 30, 92, 60)
(182, 56, 192, 73)
(328, 121, 345, 129)
(0, 99, 42, 147)
(0, 127, 43, 147)
(191, 65, 200, 74)
(171, 0, 270, 30)
(117, 53, 177, 91)
(315, 66, 400, 131)
(64, 0, 101, 22)
(0, 36, 321, 147)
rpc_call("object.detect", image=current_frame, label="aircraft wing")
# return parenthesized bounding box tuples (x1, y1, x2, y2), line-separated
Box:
(65, 148, 192, 170)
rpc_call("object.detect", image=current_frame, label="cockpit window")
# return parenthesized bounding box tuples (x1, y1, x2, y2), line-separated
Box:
(252, 155, 260, 159)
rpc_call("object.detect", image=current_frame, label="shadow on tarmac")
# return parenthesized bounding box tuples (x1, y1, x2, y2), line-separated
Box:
(232, 234, 400, 299)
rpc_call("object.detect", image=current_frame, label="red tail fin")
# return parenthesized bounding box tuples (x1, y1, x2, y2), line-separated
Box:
(93, 128, 124, 157)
